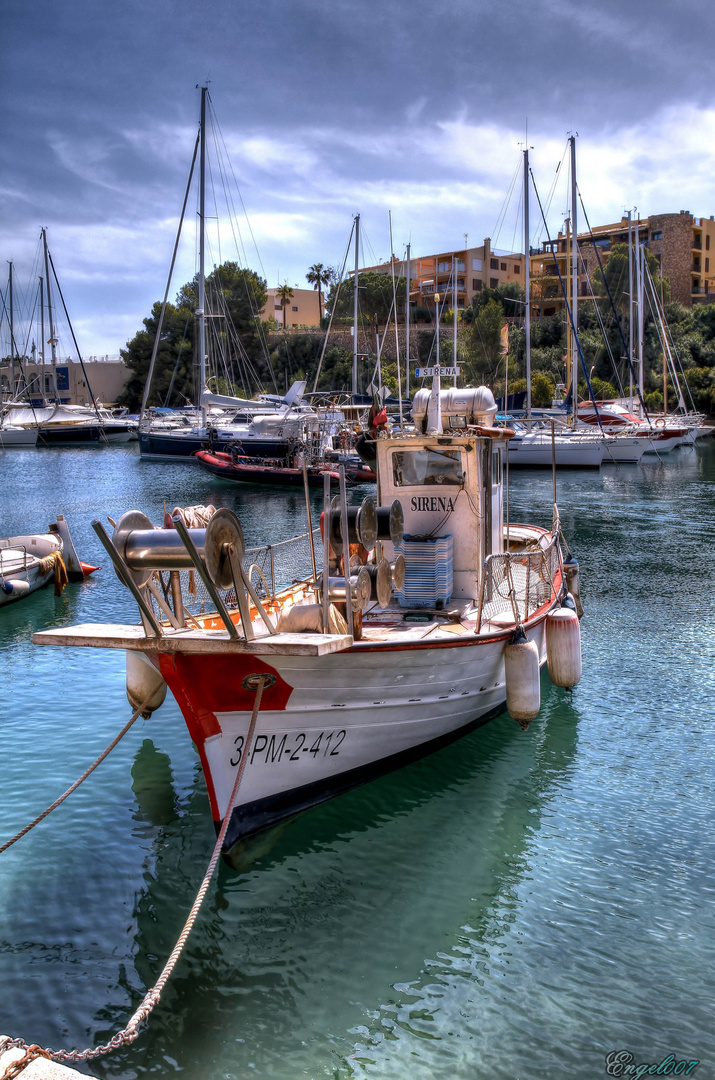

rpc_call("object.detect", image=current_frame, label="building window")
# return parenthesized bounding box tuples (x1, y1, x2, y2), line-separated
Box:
(291, 306, 298, 311)
(707, 235, 711, 251)
(514, 264, 520, 274)
(706, 281, 710, 294)
(490, 277, 499, 289)
(274, 304, 282, 310)
(706, 258, 710, 272)
(651, 230, 662, 241)
(456, 260, 465, 272)
(473, 280, 483, 292)
(472, 258, 482, 271)
(490, 258, 498, 270)
(500, 262, 507, 271)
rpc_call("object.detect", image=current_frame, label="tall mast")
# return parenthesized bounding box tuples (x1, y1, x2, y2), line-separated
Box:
(637, 234, 645, 405)
(352, 213, 360, 397)
(627, 210, 633, 410)
(452, 254, 458, 385)
(8, 261, 16, 395)
(524, 147, 531, 426)
(569, 134, 578, 427)
(42, 229, 59, 403)
(40, 276, 45, 389)
(198, 86, 208, 428)
(405, 242, 411, 399)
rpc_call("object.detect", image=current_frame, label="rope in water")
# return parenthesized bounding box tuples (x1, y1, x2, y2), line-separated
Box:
(0, 691, 154, 856)
(2, 675, 267, 1068)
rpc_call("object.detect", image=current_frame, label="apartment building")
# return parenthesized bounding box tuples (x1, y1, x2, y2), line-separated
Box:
(362, 239, 525, 318)
(262, 287, 321, 328)
(531, 211, 715, 315)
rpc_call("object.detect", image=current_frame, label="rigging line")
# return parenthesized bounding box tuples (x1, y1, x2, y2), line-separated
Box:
(491, 156, 521, 246)
(530, 169, 605, 434)
(643, 261, 690, 411)
(312, 220, 355, 392)
(577, 187, 650, 421)
(163, 314, 192, 407)
(206, 109, 275, 380)
(0, 289, 40, 420)
(578, 246, 625, 398)
(533, 143, 568, 247)
(511, 184, 523, 260)
(209, 101, 269, 282)
(46, 249, 104, 432)
(140, 126, 200, 421)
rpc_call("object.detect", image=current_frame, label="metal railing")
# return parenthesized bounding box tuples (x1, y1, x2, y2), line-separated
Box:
(477, 535, 560, 631)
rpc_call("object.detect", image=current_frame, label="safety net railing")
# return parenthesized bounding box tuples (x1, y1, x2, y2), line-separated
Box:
(477, 536, 560, 630)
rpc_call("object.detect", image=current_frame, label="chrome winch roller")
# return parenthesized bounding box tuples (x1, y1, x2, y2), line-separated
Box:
(112, 510, 207, 586)
(318, 567, 372, 611)
(203, 508, 246, 589)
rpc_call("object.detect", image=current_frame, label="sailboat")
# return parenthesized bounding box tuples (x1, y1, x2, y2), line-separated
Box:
(4, 232, 134, 446)
(138, 89, 311, 463)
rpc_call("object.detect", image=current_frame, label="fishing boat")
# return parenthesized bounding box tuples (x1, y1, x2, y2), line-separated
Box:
(195, 448, 341, 488)
(34, 381, 583, 858)
(0, 515, 91, 606)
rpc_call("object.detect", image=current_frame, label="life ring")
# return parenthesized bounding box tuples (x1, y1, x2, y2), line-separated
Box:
(655, 417, 666, 428)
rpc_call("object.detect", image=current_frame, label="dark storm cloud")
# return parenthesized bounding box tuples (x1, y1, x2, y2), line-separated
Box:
(2, 0, 714, 352)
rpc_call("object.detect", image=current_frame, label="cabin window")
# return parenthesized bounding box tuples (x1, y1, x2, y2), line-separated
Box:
(392, 448, 464, 487)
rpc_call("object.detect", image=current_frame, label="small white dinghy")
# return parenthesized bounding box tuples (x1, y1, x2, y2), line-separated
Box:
(0, 515, 92, 606)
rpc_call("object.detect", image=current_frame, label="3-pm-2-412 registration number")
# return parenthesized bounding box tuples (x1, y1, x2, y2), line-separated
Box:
(230, 729, 347, 767)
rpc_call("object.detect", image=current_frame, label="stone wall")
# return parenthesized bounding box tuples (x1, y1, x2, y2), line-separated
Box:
(648, 212, 694, 306)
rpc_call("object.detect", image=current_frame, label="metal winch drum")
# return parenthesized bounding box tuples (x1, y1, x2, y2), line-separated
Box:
(319, 567, 372, 611)
(203, 508, 246, 589)
(328, 496, 378, 555)
(112, 510, 207, 587)
(375, 499, 404, 546)
(365, 559, 393, 608)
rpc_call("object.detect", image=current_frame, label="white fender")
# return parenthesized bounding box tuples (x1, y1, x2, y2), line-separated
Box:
(504, 630, 541, 728)
(126, 651, 167, 717)
(545, 606, 582, 688)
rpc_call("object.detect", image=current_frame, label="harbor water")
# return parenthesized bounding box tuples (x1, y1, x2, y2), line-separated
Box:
(0, 443, 713, 1079)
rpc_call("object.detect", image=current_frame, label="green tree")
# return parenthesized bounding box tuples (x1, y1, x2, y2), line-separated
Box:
(326, 272, 405, 323)
(275, 283, 294, 329)
(306, 263, 331, 323)
(119, 261, 268, 410)
(461, 299, 506, 384)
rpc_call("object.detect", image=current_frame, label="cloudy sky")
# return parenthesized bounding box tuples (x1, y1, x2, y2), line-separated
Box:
(3, 0, 714, 356)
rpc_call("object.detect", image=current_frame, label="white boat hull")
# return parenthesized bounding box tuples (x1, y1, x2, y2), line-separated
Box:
(154, 619, 548, 850)
(0, 426, 38, 448)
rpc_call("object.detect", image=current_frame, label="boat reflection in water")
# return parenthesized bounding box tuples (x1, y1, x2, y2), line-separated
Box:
(98, 692, 578, 1077)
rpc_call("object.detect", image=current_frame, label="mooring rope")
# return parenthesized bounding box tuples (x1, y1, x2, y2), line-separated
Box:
(0, 691, 155, 857)
(2, 676, 267, 1069)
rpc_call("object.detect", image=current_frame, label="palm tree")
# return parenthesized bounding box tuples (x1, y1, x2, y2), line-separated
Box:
(306, 263, 331, 324)
(275, 283, 294, 329)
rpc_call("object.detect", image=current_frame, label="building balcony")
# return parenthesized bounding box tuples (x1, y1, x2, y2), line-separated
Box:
(693, 237, 702, 250)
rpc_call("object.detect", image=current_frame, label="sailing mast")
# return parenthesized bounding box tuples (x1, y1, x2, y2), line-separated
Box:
(198, 86, 208, 429)
(42, 229, 59, 404)
(352, 214, 360, 397)
(405, 242, 411, 399)
(627, 210, 633, 411)
(637, 231, 645, 407)
(524, 147, 531, 426)
(40, 276, 45, 396)
(569, 135, 578, 427)
(8, 262, 16, 396)
(452, 254, 458, 386)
